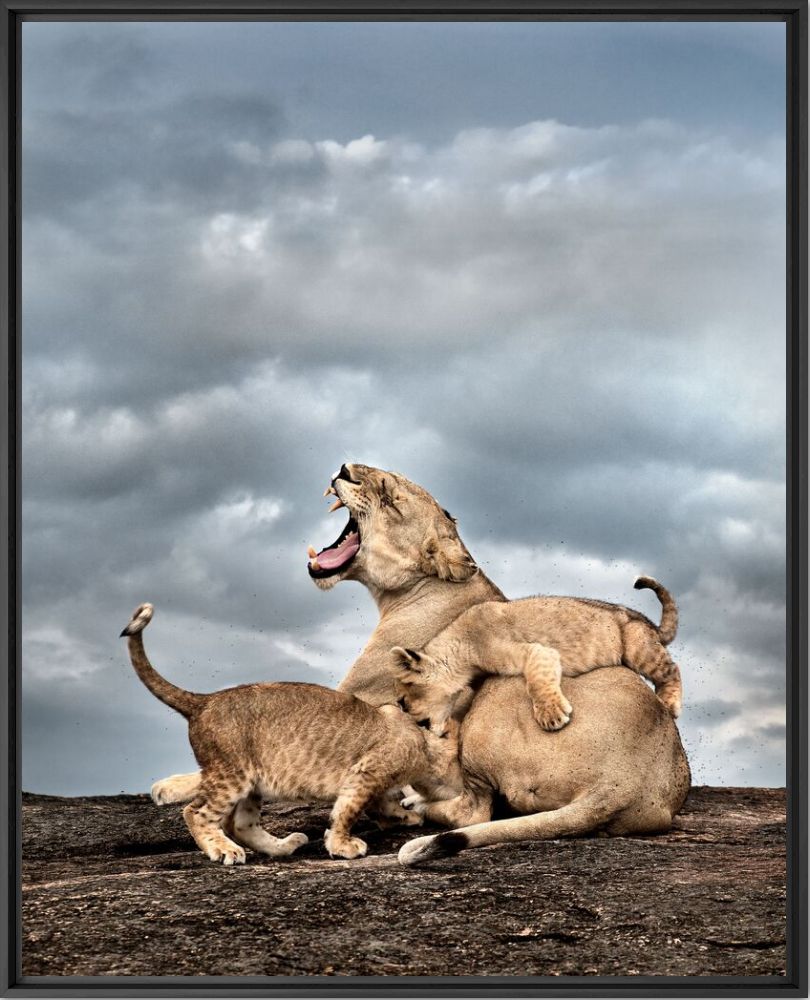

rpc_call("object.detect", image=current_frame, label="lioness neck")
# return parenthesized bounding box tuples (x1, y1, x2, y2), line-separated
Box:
(339, 570, 505, 705)
(372, 570, 504, 623)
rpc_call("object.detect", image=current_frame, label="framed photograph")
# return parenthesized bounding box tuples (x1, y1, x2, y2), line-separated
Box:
(2, 1, 806, 996)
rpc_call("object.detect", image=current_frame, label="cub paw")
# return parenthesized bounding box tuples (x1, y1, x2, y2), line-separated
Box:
(204, 840, 246, 865)
(533, 696, 573, 732)
(221, 844, 247, 866)
(324, 829, 368, 860)
(656, 686, 682, 718)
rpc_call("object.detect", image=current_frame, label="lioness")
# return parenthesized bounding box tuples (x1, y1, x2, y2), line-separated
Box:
(390, 576, 682, 734)
(121, 603, 461, 863)
(152, 463, 690, 866)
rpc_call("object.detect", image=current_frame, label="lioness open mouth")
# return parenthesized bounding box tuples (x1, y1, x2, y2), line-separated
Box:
(307, 515, 361, 579)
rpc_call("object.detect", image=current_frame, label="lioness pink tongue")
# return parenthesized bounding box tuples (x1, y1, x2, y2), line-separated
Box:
(315, 531, 360, 570)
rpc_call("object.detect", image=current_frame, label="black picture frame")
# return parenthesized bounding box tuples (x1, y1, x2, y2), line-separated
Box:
(2, 2, 807, 996)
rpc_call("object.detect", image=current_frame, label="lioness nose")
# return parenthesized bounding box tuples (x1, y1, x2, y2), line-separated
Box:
(334, 464, 357, 485)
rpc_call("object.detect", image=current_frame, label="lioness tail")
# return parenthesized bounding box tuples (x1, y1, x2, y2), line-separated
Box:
(633, 576, 678, 645)
(120, 603, 204, 718)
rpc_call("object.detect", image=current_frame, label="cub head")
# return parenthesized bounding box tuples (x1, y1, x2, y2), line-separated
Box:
(379, 702, 463, 800)
(419, 716, 464, 800)
(307, 463, 477, 594)
(390, 645, 462, 734)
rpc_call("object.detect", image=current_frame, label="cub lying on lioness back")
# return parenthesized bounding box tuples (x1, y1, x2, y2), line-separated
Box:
(392, 576, 682, 733)
(120, 603, 461, 864)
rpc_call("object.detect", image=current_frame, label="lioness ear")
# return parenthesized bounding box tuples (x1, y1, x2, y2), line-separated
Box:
(421, 528, 478, 583)
(391, 646, 422, 672)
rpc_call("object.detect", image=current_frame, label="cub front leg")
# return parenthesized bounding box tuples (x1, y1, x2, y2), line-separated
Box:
(326, 759, 390, 859)
(473, 635, 572, 732)
(519, 643, 572, 730)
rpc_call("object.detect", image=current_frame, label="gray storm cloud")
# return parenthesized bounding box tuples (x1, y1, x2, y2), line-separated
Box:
(22, 21, 786, 792)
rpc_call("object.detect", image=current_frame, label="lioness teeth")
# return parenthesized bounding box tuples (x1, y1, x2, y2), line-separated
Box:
(324, 486, 337, 497)
(308, 546, 318, 558)
(329, 499, 345, 512)
(310, 559, 322, 571)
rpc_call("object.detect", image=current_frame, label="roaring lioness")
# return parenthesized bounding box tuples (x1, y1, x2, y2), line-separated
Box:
(152, 463, 691, 866)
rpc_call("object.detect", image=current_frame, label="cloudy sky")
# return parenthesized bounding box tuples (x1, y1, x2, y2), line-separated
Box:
(21, 21, 786, 793)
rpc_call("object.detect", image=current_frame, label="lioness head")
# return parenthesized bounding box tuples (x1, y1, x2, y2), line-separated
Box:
(307, 463, 477, 594)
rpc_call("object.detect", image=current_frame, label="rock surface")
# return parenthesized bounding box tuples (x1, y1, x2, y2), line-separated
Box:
(22, 787, 786, 978)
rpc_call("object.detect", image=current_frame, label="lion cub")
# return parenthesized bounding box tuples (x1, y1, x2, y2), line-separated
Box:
(392, 576, 682, 733)
(120, 604, 461, 864)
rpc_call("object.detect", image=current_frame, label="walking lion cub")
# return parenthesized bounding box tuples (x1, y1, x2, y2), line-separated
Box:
(392, 577, 682, 734)
(121, 603, 461, 864)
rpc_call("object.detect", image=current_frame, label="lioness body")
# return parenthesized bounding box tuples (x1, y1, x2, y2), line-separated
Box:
(152, 464, 690, 865)
(393, 580, 682, 733)
(122, 604, 460, 863)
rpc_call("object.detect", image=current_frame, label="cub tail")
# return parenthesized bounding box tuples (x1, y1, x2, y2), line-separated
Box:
(120, 603, 204, 718)
(634, 576, 678, 645)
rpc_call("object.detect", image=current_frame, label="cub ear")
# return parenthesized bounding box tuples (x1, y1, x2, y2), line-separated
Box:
(440, 718, 460, 741)
(391, 646, 422, 672)
(421, 527, 478, 583)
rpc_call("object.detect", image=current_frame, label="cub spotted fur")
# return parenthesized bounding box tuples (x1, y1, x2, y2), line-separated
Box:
(121, 603, 461, 864)
(392, 576, 682, 733)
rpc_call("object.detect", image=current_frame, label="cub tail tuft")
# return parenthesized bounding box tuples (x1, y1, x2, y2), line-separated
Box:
(120, 603, 154, 637)
(634, 576, 678, 645)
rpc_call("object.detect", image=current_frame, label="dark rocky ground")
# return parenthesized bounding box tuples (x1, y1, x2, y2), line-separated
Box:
(21, 787, 786, 979)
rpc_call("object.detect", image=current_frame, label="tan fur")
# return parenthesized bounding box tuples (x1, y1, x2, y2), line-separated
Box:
(121, 604, 461, 863)
(391, 580, 682, 733)
(150, 464, 690, 868)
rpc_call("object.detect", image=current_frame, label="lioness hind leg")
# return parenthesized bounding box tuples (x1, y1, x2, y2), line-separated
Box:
(622, 622, 682, 718)
(228, 793, 309, 857)
(520, 644, 572, 731)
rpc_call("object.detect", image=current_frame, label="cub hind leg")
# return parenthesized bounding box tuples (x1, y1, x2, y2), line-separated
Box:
(621, 620, 682, 718)
(227, 793, 309, 857)
(182, 775, 251, 866)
